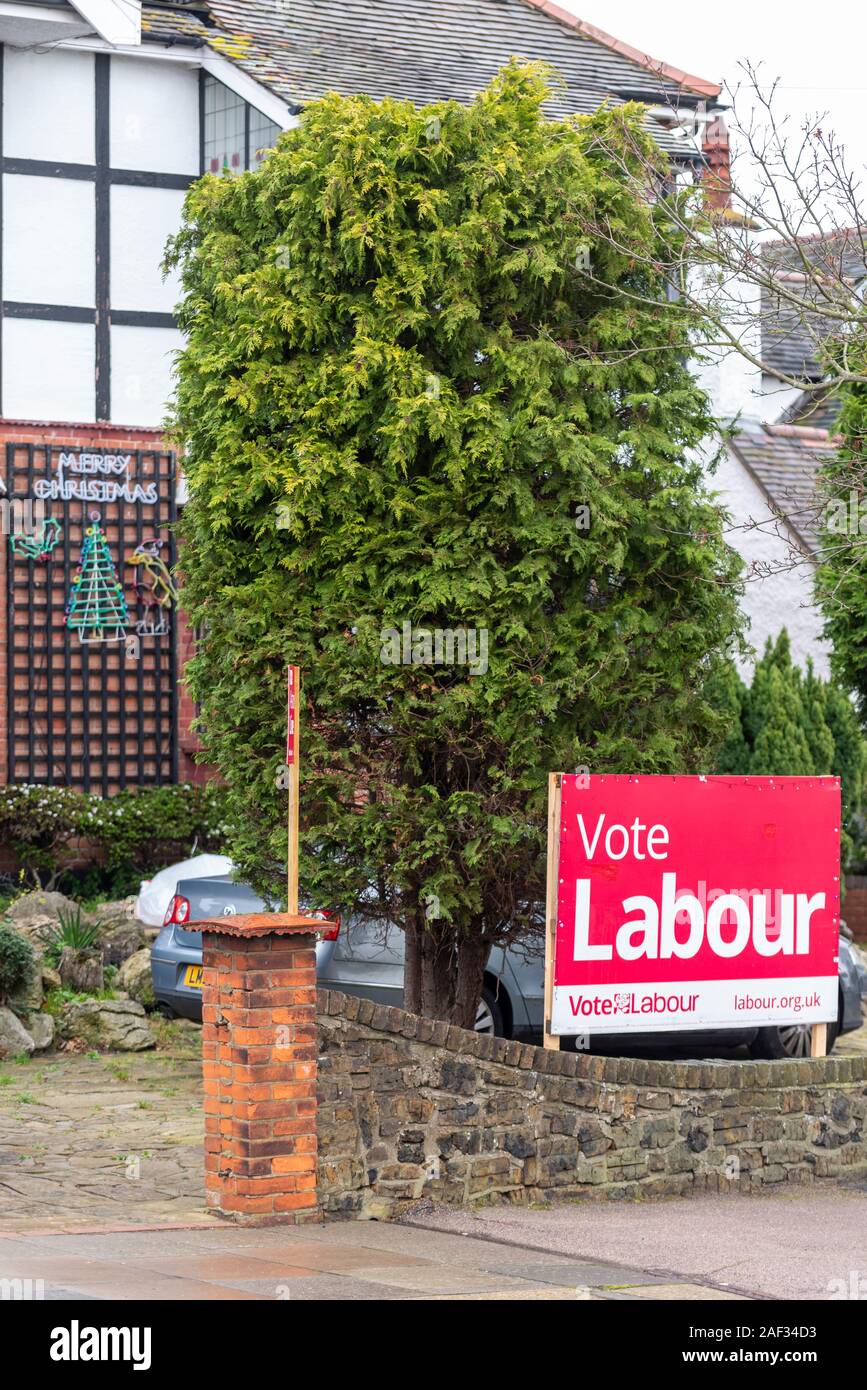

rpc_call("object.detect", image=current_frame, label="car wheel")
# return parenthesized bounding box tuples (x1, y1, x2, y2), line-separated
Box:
(475, 985, 505, 1037)
(155, 1002, 177, 1020)
(749, 1019, 839, 1059)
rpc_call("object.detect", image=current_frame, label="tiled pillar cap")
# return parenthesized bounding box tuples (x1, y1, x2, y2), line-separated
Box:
(180, 912, 325, 938)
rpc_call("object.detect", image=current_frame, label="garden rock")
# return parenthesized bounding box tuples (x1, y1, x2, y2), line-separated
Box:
(0, 1005, 35, 1058)
(91, 899, 144, 966)
(8, 946, 43, 1014)
(6, 891, 79, 945)
(24, 1011, 55, 1051)
(41, 964, 62, 992)
(58, 947, 104, 994)
(99, 919, 145, 968)
(61, 998, 155, 1051)
(97, 898, 139, 932)
(116, 949, 154, 1007)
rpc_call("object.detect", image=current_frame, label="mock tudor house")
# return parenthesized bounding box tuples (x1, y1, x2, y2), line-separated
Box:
(0, 0, 730, 792)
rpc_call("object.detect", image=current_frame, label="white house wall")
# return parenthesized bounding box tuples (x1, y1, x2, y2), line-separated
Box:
(109, 56, 198, 176)
(2, 317, 95, 421)
(3, 173, 96, 307)
(758, 376, 803, 425)
(1, 44, 291, 426)
(713, 440, 831, 678)
(0, 44, 197, 423)
(3, 47, 95, 163)
(110, 323, 182, 427)
(110, 184, 185, 315)
(694, 257, 831, 679)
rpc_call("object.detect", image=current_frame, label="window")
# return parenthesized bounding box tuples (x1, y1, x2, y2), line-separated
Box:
(202, 74, 281, 175)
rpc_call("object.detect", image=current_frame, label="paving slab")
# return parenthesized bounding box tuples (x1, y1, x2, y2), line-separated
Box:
(0, 1042, 207, 1234)
(0, 1218, 753, 1302)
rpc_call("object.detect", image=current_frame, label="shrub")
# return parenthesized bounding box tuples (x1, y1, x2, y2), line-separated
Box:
(44, 908, 102, 967)
(77, 783, 232, 886)
(0, 782, 233, 894)
(0, 785, 84, 884)
(0, 925, 35, 1005)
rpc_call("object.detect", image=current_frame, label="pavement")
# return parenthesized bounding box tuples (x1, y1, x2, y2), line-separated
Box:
(404, 1186, 867, 1300)
(2, 1021, 867, 1300)
(0, 1217, 754, 1301)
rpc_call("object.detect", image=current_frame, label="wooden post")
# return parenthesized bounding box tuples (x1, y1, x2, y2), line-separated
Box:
(810, 1023, 827, 1058)
(286, 664, 300, 915)
(543, 772, 562, 1051)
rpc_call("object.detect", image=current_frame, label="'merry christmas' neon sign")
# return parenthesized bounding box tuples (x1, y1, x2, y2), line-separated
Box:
(35, 452, 158, 506)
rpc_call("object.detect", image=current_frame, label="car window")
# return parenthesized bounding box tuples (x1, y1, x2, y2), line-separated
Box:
(334, 917, 405, 964)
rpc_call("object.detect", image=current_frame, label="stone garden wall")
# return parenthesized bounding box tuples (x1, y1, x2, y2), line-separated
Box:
(316, 989, 867, 1217)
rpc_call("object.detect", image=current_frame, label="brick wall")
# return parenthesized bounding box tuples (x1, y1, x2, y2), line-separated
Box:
(844, 877, 867, 944)
(316, 989, 867, 1216)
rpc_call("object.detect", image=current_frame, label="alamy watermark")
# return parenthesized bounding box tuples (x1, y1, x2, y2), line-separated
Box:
(1, 1276, 44, 1300)
(827, 1270, 867, 1299)
(826, 491, 867, 534)
(0, 496, 44, 536)
(380, 621, 488, 675)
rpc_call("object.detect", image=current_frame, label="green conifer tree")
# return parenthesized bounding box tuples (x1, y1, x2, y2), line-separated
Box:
(817, 331, 867, 718)
(705, 663, 750, 774)
(801, 660, 836, 774)
(750, 666, 815, 774)
(712, 629, 867, 868)
(168, 64, 742, 1023)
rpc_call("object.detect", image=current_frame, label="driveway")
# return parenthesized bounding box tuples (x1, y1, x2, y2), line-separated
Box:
(0, 1024, 206, 1234)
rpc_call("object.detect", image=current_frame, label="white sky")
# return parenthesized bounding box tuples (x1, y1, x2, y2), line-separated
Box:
(560, 1, 867, 174)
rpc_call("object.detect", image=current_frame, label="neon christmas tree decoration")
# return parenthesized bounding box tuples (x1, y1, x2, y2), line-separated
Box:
(66, 512, 128, 644)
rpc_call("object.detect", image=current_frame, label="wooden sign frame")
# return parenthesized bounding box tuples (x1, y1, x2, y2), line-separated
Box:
(542, 770, 828, 1058)
(543, 771, 562, 1051)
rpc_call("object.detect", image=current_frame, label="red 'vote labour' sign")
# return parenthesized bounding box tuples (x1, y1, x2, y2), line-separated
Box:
(286, 665, 297, 765)
(550, 774, 840, 1034)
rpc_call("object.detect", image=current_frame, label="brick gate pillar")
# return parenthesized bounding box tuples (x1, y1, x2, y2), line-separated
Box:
(186, 913, 323, 1226)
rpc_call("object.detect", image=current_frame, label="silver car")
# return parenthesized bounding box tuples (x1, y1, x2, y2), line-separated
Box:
(150, 874, 529, 1034)
(150, 873, 866, 1058)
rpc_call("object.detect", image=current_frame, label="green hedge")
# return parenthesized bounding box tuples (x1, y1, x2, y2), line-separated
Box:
(0, 783, 232, 895)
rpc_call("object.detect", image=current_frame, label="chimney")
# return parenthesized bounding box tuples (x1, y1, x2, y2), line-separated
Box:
(703, 112, 731, 212)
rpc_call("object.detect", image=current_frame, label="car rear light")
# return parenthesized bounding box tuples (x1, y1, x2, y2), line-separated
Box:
(164, 894, 191, 927)
(311, 909, 340, 941)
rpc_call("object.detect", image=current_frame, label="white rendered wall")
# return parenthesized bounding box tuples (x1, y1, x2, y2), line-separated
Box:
(758, 376, 805, 425)
(110, 185, 185, 313)
(2, 174, 95, 307)
(3, 48, 95, 164)
(712, 439, 831, 678)
(109, 57, 199, 175)
(3, 319, 95, 421)
(692, 260, 764, 423)
(110, 324, 182, 426)
(692, 251, 831, 676)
